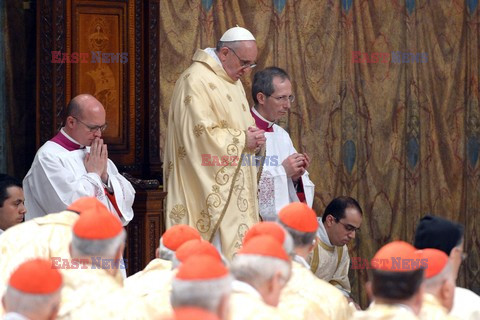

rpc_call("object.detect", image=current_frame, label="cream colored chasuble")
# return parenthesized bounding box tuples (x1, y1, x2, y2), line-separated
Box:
(164, 49, 260, 259)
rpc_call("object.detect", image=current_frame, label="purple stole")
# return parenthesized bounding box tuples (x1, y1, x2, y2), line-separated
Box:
(50, 131, 83, 151)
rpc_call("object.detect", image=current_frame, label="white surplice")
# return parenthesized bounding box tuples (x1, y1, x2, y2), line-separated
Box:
(252, 108, 315, 221)
(23, 130, 135, 226)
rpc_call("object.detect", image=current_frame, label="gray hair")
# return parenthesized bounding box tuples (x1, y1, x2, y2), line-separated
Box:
(278, 221, 316, 248)
(424, 260, 454, 292)
(71, 229, 126, 258)
(171, 275, 232, 312)
(158, 237, 176, 261)
(231, 255, 291, 289)
(3, 286, 60, 315)
(216, 40, 243, 52)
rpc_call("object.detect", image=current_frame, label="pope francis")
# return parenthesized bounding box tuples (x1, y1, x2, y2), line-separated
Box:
(164, 26, 266, 260)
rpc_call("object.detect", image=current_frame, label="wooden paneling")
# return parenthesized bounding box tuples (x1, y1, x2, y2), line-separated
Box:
(125, 189, 167, 275)
(36, 0, 161, 177)
(71, 2, 134, 152)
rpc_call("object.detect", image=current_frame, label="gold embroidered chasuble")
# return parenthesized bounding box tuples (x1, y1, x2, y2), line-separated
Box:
(124, 258, 175, 318)
(228, 282, 288, 320)
(164, 49, 260, 259)
(279, 261, 351, 320)
(419, 293, 460, 320)
(352, 303, 419, 320)
(57, 266, 158, 319)
(0, 210, 79, 295)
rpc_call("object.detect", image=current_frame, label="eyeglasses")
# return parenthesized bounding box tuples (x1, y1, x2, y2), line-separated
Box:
(334, 218, 360, 233)
(226, 46, 257, 69)
(454, 247, 468, 261)
(73, 117, 107, 133)
(266, 94, 295, 103)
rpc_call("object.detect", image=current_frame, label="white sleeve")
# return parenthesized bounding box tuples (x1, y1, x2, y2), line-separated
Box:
(24, 152, 105, 218)
(106, 161, 136, 225)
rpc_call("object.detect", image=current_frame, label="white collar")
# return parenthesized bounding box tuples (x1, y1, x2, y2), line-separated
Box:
(204, 48, 222, 66)
(369, 301, 415, 315)
(293, 255, 310, 269)
(232, 280, 262, 299)
(3, 313, 31, 320)
(317, 217, 333, 246)
(393, 303, 415, 314)
(60, 128, 85, 148)
(251, 106, 275, 128)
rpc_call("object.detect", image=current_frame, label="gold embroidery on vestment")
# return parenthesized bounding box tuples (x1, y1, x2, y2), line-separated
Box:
(193, 124, 205, 137)
(169, 204, 186, 223)
(177, 146, 186, 160)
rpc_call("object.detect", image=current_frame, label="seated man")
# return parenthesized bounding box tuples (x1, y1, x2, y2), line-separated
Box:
(418, 248, 457, 320)
(23, 94, 135, 225)
(124, 224, 203, 317)
(278, 202, 352, 320)
(308, 196, 363, 298)
(171, 255, 231, 320)
(57, 198, 157, 319)
(229, 235, 291, 319)
(251, 67, 314, 220)
(414, 215, 480, 319)
(2, 258, 62, 320)
(353, 241, 424, 320)
(0, 174, 26, 235)
(0, 198, 89, 295)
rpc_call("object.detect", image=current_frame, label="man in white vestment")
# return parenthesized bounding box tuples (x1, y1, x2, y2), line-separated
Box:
(308, 196, 363, 300)
(251, 67, 315, 221)
(164, 26, 266, 260)
(23, 94, 135, 226)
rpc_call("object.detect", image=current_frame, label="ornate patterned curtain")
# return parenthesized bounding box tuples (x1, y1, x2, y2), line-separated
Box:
(159, 0, 480, 305)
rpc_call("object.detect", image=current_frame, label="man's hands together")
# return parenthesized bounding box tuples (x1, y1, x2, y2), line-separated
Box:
(282, 152, 311, 181)
(84, 138, 109, 184)
(246, 127, 266, 153)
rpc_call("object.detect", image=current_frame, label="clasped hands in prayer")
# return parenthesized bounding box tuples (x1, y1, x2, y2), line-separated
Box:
(283, 152, 311, 182)
(246, 126, 266, 153)
(84, 137, 109, 184)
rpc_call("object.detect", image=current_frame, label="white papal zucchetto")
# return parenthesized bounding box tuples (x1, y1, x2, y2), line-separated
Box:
(220, 26, 256, 42)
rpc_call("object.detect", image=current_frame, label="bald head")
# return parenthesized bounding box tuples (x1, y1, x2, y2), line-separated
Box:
(64, 94, 106, 146)
(66, 94, 104, 119)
